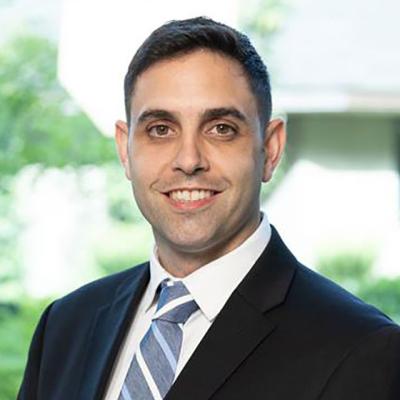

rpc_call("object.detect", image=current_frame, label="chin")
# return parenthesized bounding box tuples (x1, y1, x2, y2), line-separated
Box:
(171, 237, 213, 252)
(165, 231, 219, 253)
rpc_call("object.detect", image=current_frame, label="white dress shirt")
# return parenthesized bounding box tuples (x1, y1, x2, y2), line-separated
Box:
(104, 213, 271, 399)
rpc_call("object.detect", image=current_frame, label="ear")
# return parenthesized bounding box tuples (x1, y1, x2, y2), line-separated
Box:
(262, 118, 286, 183)
(115, 120, 132, 181)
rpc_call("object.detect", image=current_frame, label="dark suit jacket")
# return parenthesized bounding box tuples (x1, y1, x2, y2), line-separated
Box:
(18, 227, 400, 399)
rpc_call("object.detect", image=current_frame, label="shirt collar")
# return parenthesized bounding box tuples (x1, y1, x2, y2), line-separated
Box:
(146, 212, 271, 321)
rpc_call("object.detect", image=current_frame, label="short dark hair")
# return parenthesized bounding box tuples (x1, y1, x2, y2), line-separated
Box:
(124, 16, 272, 128)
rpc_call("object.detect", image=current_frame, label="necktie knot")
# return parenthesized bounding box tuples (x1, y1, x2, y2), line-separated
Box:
(153, 279, 199, 324)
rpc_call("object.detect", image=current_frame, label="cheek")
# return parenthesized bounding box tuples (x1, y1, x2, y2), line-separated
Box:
(232, 151, 262, 180)
(130, 147, 159, 180)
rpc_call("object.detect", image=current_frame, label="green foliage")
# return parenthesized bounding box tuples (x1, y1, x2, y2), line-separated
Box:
(0, 299, 50, 400)
(103, 164, 143, 225)
(317, 250, 372, 293)
(0, 31, 118, 397)
(93, 163, 152, 275)
(359, 278, 400, 322)
(241, 0, 291, 36)
(239, 0, 292, 60)
(317, 251, 400, 323)
(0, 34, 116, 174)
(0, 30, 120, 296)
(96, 248, 147, 277)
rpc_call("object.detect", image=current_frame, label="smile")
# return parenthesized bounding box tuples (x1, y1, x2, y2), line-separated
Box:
(163, 189, 221, 210)
(169, 189, 215, 202)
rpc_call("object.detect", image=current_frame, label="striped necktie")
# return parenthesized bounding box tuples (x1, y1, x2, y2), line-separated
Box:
(119, 279, 199, 400)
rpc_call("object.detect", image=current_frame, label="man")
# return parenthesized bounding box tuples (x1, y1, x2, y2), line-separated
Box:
(19, 17, 400, 400)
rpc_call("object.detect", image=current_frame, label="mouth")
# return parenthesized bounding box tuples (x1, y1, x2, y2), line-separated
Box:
(162, 188, 222, 210)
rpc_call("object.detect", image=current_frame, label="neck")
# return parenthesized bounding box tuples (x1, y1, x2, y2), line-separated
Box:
(155, 213, 262, 278)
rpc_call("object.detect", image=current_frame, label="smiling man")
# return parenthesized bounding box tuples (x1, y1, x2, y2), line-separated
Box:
(19, 17, 400, 400)
(115, 48, 282, 277)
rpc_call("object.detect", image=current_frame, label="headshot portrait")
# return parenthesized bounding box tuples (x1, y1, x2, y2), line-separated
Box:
(13, 11, 400, 400)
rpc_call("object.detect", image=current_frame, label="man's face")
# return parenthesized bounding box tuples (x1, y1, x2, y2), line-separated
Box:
(116, 50, 284, 264)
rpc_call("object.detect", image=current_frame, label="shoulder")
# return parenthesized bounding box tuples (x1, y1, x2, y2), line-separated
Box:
(48, 262, 149, 318)
(279, 261, 400, 397)
(286, 261, 398, 348)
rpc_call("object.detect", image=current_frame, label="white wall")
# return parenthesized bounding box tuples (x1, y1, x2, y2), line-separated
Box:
(264, 114, 400, 277)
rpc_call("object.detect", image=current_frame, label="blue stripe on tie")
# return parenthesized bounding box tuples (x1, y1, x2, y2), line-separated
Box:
(151, 322, 177, 371)
(121, 384, 133, 400)
(120, 356, 155, 400)
(157, 280, 190, 310)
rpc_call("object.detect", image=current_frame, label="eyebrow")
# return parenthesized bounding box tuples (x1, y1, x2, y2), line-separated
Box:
(137, 109, 178, 125)
(136, 107, 248, 126)
(201, 107, 247, 124)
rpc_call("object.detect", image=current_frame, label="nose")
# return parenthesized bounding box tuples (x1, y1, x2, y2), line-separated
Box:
(171, 135, 209, 176)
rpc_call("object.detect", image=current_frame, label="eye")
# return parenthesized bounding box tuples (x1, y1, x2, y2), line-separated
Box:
(209, 123, 237, 137)
(147, 124, 172, 137)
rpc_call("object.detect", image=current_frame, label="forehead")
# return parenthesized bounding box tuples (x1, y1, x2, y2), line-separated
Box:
(130, 50, 258, 120)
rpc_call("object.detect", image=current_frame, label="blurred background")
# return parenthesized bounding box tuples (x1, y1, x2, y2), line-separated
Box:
(1, 0, 400, 397)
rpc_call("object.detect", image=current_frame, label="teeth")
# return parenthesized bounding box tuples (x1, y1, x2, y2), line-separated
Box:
(169, 190, 214, 202)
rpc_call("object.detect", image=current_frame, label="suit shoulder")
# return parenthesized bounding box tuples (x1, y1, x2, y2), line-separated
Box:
(52, 262, 149, 311)
(317, 323, 400, 398)
(289, 262, 397, 334)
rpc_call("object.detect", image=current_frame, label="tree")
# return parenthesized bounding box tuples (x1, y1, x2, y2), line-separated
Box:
(0, 32, 119, 399)
(0, 34, 115, 175)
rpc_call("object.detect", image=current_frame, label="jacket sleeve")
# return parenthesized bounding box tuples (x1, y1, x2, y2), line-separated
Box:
(318, 324, 400, 400)
(17, 302, 54, 400)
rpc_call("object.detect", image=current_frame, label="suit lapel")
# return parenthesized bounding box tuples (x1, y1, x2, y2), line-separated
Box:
(165, 291, 276, 400)
(165, 226, 297, 400)
(77, 263, 150, 400)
